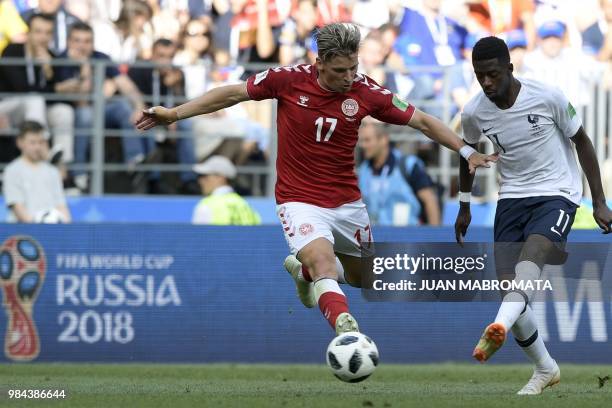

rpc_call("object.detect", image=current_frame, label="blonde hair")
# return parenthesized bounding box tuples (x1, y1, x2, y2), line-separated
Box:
(316, 23, 361, 62)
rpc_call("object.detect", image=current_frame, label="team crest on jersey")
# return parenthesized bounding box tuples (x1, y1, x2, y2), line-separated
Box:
(297, 95, 309, 107)
(299, 223, 314, 236)
(527, 113, 544, 135)
(341, 99, 359, 117)
(527, 114, 539, 127)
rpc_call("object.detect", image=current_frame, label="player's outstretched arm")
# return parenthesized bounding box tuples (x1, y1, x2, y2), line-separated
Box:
(455, 141, 478, 246)
(134, 83, 251, 130)
(407, 108, 498, 175)
(571, 127, 612, 233)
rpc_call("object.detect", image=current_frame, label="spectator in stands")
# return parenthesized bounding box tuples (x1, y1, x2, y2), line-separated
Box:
(358, 122, 441, 226)
(148, 0, 190, 43)
(278, 0, 317, 65)
(506, 28, 529, 76)
(191, 49, 269, 166)
(0, 12, 74, 163)
(450, 32, 482, 114)
(55, 21, 145, 192)
(350, 0, 398, 34)
(0, 0, 27, 55)
(173, 18, 214, 99)
(230, 0, 289, 78)
(598, 0, 612, 60)
(389, 0, 468, 116)
(2, 121, 71, 223)
(98, 0, 154, 62)
(465, 0, 537, 49)
(523, 20, 604, 109)
(192, 155, 261, 225)
(378, 22, 399, 64)
(533, 0, 602, 54)
(21, 0, 81, 55)
(196, 0, 232, 52)
(128, 38, 197, 193)
(359, 30, 388, 87)
(315, 0, 351, 27)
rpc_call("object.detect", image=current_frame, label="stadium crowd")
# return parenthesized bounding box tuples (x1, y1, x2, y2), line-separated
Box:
(1, 0, 612, 224)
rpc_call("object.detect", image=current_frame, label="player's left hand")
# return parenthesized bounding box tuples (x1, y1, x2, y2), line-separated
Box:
(467, 152, 499, 175)
(593, 203, 612, 234)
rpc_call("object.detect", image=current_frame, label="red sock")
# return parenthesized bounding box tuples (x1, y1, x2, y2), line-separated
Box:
(318, 292, 349, 329)
(301, 265, 312, 282)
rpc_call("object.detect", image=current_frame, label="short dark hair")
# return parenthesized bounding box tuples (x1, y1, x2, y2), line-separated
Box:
(69, 21, 94, 37)
(153, 38, 174, 49)
(18, 121, 45, 138)
(27, 12, 54, 28)
(472, 36, 510, 64)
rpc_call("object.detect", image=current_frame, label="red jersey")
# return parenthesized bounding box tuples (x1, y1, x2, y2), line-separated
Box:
(246, 64, 415, 208)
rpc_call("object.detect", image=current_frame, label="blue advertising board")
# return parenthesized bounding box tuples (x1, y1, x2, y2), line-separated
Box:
(0, 225, 610, 363)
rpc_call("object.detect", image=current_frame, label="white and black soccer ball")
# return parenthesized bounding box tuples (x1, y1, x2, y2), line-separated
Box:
(34, 208, 66, 224)
(326, 332, 379, 383)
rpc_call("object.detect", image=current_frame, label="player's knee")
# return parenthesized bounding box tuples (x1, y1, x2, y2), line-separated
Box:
(303, 252, 336, 280)
(520, 234, 554, 266)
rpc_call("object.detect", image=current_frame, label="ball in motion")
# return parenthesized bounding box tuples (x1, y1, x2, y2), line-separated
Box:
(34, 208, 66, 224)
(326, 332, 379, 382)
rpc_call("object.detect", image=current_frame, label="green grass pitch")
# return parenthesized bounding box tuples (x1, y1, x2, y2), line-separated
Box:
(1, 364, 610, 407)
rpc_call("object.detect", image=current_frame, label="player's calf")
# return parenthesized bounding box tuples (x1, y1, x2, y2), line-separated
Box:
(299, 238, 360, 332)
(314, 278, 358, 333)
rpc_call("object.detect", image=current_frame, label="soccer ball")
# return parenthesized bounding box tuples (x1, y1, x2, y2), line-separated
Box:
(326, 332, 379, 382)
(34, 208, 66, 224)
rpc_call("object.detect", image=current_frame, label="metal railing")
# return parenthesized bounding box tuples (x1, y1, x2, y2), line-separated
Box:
(1, 57, 610, 198)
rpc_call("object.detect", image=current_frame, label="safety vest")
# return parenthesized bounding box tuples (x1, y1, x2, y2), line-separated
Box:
(196, 192, 261, 225)
(358, 150, 422, 226)
(572, 204, 598, 229)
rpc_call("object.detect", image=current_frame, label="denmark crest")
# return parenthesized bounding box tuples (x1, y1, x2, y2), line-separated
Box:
(341, 99, 359, 117)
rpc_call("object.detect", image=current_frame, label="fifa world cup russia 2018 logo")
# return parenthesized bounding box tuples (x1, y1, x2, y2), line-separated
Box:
(0, 236, 46, 361)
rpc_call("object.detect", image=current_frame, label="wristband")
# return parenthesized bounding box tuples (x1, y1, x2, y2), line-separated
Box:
(459, 192, 471, 203)
(459, 145, 476, 160)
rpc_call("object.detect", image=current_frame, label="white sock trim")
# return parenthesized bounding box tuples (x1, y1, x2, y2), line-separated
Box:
(313, 278, 344, 303)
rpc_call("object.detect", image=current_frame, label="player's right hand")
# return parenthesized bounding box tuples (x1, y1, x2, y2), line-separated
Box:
(134, 106, 178, 130)
(468, 152, 499, 174)
(455, 204, 471, 247)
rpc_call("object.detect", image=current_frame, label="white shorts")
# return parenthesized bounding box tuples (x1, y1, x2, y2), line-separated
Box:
(276, 199, 374, 257)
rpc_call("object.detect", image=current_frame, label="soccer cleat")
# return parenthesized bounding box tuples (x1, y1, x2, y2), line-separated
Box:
(517, 361, 561, 395)
(335, 312, 360, 335)
(284, 255, 316, 308)
(472, 322, 506, 362)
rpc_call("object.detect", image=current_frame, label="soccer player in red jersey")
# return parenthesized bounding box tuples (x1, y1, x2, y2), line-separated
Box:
(136, 23, 497, 335)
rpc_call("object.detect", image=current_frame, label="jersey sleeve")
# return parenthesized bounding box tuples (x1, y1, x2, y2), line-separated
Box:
(246, 67, 293, 101)
(548, 87, 582, 139)
(370, 92, 416, 125)
(460, 107, 481, 144)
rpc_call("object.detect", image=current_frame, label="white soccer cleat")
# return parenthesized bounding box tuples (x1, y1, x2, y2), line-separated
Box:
(284, 255, 316, 308)
(335, 312, 360, 335)
(517, 361, 560, 395)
